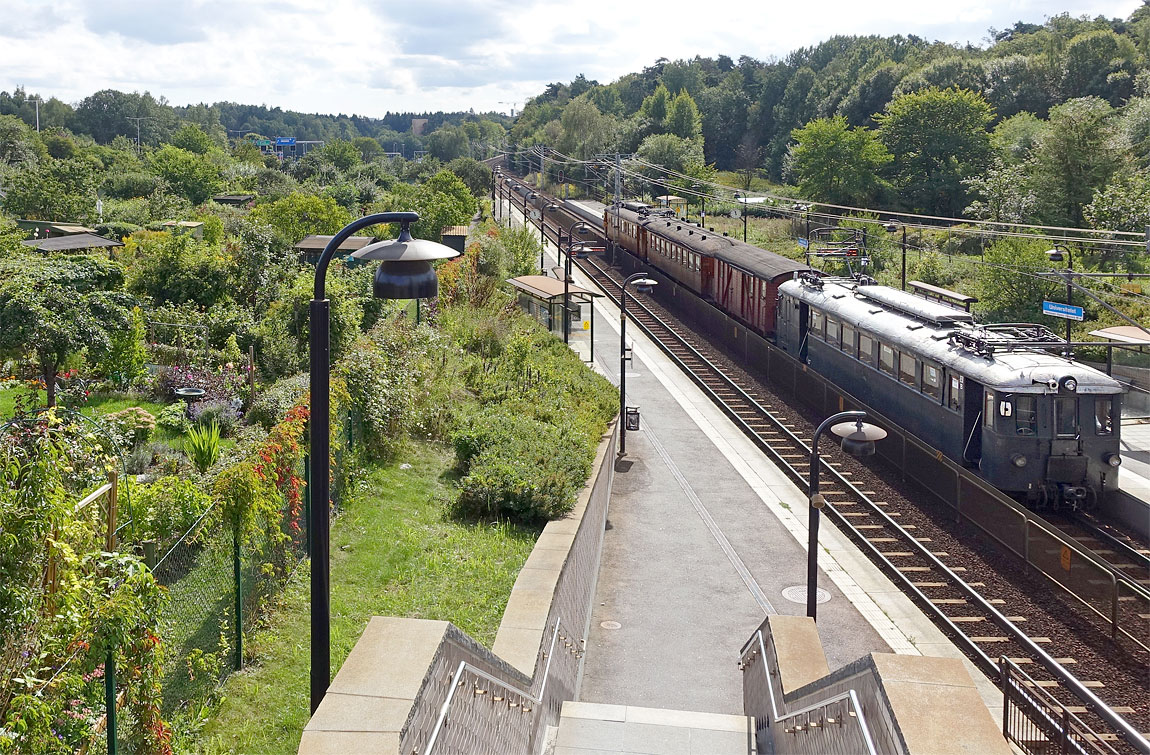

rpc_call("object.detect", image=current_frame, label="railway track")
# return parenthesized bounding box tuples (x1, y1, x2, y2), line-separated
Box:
(498, 183, 1150, 752)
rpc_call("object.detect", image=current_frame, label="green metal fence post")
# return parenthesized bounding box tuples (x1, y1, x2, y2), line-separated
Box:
(105, 649, 117, 755)
(233, 519, 242, 671)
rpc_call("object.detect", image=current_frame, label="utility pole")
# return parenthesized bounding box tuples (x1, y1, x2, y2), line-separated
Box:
(28, 96, 42, 132)
(126, 116, 154, 154)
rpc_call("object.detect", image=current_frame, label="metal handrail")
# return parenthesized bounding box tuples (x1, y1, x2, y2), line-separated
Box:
(1000, 656, 1121, 755)
(423, 617, 562, 754)
(741, 628, 879, 755)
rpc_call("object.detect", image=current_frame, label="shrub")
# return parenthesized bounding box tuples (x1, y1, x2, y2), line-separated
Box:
(98, 305, 149, 388)
(156, 401, 191, 434)
(104, 406, 156, 447)
(339, 323, 425, 460)
(127, 475, 214, 546)
(248, 372, 310, 429)
(189, 399, 241, 437)
(184, 421, 221, 473)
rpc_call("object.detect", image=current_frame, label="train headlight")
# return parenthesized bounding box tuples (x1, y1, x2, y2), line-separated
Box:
(1105, 453, 1122, 468)
(1011, 454, 1028, 468)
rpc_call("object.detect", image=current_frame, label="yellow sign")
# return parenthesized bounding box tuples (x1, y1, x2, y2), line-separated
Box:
(583, 321, 590, 331)
(1120, 282, 1143, 295)
(1060, 545, 1072, 572)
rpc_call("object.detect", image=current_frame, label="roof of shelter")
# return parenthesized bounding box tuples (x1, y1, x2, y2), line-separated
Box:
(507, 275, 603, 302)
(441, 226, 470, 237)
(21, 233, 123, 251)
(1088, 325, 1150, 345)
(294, 235, 374, 251)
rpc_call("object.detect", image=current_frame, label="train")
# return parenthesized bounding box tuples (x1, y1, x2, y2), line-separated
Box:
(569, 194, 1124, 508)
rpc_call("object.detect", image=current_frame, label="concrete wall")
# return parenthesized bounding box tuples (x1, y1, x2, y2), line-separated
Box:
(299, 421, 617, 754)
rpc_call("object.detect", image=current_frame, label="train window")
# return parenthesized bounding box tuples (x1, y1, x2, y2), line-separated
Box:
(811, 310, 825, 339)
(1095, 398, 1113, 436)
(879, 343, 896, 375)
(984, 390, 995, 429)
(858, 333, 874, 364)
(1015, 396, 1037, 436)
(842, 324, 856, 356)
(947, 375, 963, 412)
(1055, 397, 1078, 437)
(922, 363, 942, 400)
(899, 351, 917, 386)
(826, 317, 841, 347)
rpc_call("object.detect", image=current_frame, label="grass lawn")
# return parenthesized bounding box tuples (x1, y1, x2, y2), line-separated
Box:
(195, 442, 539, 754)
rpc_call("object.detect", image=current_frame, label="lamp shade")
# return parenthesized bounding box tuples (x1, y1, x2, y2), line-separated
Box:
(831, 420, 887, 458)
(351, 231, 460, 300)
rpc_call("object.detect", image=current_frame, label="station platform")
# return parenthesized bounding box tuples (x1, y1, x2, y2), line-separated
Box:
(509, 202, 1006, 724)
(1119, 420, 1150, 504)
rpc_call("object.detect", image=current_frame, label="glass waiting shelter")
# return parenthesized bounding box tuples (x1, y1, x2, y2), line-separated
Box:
(507, 274, 603, 363)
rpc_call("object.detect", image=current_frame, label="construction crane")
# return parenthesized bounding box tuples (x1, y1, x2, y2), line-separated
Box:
(498, 101, 519, 118)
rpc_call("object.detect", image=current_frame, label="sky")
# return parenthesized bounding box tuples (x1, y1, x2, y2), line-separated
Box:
(0, 0, 1144, 118)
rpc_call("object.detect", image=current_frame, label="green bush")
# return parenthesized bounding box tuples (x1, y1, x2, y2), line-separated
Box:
(157, 401, 192, 434)
(127, 475, 213, 546)
(248, 372, 310, 429)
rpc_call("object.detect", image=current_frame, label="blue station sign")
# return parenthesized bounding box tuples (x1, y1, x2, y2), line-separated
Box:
(275, 137, 297, 146)
(1042, 300, 1084, 321)
(797, 237, 809, 248)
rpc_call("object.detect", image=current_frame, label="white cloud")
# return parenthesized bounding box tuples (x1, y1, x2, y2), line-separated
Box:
(1, 0, 1142, 115)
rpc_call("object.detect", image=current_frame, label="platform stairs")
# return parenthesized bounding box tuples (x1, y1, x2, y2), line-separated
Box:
(548, 614, 1009, 755)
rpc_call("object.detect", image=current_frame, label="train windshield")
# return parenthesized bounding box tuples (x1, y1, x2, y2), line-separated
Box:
(1054, 397, 1078, 437)
(1095, 398, 1114, 436)
(1015, 396, 1037, 436)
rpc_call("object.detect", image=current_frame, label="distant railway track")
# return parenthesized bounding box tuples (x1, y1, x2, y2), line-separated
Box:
(496, 178, 1150, 753)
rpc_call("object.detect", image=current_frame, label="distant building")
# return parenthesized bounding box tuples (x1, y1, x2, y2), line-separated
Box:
(294, 234, 374, 264)
(161, 220, 204, 240)
(256, 137, 324, 161)
(411, 119, 428, 136)
(21, 233, 123, 254)
(212, 193, 255, 206)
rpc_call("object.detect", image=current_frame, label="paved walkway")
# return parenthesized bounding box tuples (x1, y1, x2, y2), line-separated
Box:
(1119, 420, 1150, 505)
(509, 200, 1004, 720)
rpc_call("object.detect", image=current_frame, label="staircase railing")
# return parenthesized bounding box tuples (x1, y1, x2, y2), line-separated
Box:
(741, 628, 878, 755)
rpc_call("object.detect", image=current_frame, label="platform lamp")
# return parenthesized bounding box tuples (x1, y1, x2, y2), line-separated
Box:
(807, 411, 886, 621)
(884, 222, 908, 290)
(1045, 244, 1074, 356)
(619, 273, 657, 457)
(308, 212, 458, 714)
(543, 203, 560, 270)
(563, 222, 592, 343)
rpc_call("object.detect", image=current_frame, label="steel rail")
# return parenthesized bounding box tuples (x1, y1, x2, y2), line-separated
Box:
(569, 248, 1150, 753)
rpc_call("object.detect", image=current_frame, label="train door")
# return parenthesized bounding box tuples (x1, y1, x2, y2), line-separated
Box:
(700, 257, 715, 299)
(1050, 396, 1081, 457)
(961, 377, 983, 464)
(797, 301, 810, 361)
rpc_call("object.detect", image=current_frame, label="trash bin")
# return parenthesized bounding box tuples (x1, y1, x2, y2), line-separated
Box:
(625, 406, 641, 431)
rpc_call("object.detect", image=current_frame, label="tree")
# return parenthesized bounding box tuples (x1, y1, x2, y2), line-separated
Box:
(446, 157, 492, 197)
(1, 156, 101, 221)
(313, 139, 362, 172)
(991, 112, 1046, 164)
(0, 114, 42, 165)
(147, 145, 223, 204)
(976, 237, 1061, 323)
(877, 87, 994, 215)
(963, 159, 1037, 223)
(1031, 97, 1123, 226)
(170, 123, 215, 154)
(665, 89, 703, 140)
(372, 170, 476, 241)
(1084, 168, 1150, 231)
(734, 134, 763, 190)
(788, 116, 891, 206)
(426, 125, 470, 161)
(0, 254, 132, 407)
(249, 191, 353, 244)
(637, 133, 705, 176)
(640, 83, 671, 128)
(1062, 29, 1138, 104)
(126, 232, 232, 308)
(352, 136, 383, 162)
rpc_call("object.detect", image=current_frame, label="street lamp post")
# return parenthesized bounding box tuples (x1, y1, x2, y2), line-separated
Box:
(619, 273, 657, 457)
(563, 222, 591, 344)
(807, 411, 886, 621)
(1046, 245, 1074, 356)
(543, 203, 559, 271)
(309, 213, 458, 713)
(736, 193, 748, 242)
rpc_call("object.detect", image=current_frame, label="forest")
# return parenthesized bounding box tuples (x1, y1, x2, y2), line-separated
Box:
(510, 8, 1150, 231)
